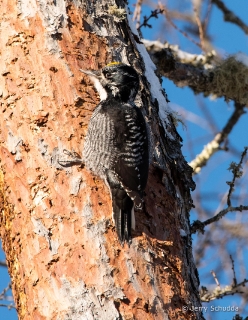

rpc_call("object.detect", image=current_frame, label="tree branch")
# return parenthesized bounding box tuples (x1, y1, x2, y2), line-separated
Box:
(133, 0, 143, 29)
(200, 255, 248, 302)
(137, 9, 164, 32)
(212, 0, 248, 35)
(158, 3, 202, 48)
(0, 303, 16, 310)
(191, 147, 248, 234)
(143, 39, 248, 106)
(189, 104, 246, 174)
(0, 282, 15, 310)
(191, 205, 248, 234)
(0, 261, 7, 267)
(226, 147, 248, 206)
(200, 277, 248, 302)
(193, 3, 206, 51)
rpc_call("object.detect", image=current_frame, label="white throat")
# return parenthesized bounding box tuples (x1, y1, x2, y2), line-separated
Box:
(90, 76, 107, 101)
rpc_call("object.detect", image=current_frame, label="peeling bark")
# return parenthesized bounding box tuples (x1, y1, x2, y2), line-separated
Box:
(0, 1, 202, 319)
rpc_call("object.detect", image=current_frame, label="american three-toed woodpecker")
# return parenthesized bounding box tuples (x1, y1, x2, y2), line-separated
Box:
(80, 62, 149, 243)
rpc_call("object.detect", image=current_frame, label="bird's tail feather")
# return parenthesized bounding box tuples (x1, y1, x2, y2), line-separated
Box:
(109, 181, 134, 243)
(115, 208, 132, 243)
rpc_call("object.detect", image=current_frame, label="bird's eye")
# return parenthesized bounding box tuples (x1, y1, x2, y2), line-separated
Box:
(105, 72, 112, 79)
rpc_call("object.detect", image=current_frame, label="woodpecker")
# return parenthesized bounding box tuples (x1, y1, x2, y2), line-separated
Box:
(80, 62, 149, 243)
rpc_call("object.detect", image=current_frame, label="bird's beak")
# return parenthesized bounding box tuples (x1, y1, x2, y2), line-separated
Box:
(80, 69, 101, 79)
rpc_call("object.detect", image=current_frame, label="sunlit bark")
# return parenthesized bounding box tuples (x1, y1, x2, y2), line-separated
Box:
(0, 1, 202, 319)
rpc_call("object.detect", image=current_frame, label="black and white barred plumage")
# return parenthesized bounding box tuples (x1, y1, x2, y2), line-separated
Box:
(81, 63, 149, 243)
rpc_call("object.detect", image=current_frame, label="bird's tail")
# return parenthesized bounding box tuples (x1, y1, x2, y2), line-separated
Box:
(111, 190, 134, 243)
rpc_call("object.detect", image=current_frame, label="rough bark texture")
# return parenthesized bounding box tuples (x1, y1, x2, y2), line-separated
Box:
(0, 0, 202, 319)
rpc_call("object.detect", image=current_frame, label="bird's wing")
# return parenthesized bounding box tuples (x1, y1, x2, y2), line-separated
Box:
(83, 103, 118, 175)
(111, 104, 149, 200)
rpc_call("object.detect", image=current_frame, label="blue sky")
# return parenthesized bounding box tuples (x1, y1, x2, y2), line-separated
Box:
(138, 1, 248, 319)
(1, 1, 247, 319)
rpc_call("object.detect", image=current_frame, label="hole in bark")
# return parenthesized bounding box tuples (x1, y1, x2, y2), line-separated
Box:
(144, 302, 149, 313)
(51, 33, 62, 41)
(75, 97, 84, 107)
(49, 66, 58, 73)
(120, 298, 130, 305)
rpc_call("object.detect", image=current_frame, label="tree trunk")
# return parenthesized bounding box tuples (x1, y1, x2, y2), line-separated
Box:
(0, 0, 203, 319)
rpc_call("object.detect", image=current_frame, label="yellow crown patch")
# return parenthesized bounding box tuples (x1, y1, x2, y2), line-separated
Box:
(106, 62, 122, 67)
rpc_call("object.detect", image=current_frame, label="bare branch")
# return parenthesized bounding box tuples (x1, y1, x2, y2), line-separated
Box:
(0, 282, 15, 310)
(0, 260, 7, 267)
(230, 255, 237, 286)
(212, 0, 248, 35)
(159, 3, 201, 48)
(200, 277, 248, 302)
(0, 303, 16, 310)
(193, 3, 205, 51)
(143, 39, 215, 67)
(191, 205, 248, 234)
(189, 105, 246, 174)
(137, 9, 164, 32)
(133, 0, 143, 29)
(0, 283, 11, 300)
(201, 258, 248, 302)
(143, 40, 248, 106)
(211, 270, 220, 288)
(162, 10, 195, 24)
(202, 0, 213, 34)
(226, 147, 248, 206)
(191, 147, 248, 234)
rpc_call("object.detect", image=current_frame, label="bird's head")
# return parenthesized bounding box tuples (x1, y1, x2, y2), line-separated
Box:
(80, 62, 139, 102)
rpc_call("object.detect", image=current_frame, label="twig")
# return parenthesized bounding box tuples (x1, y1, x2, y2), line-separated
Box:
(0, 303, 16, 310)
(0, 260, 7, 267)
(226, 147, 248, 206)
(200, 277, 248, 302)
(191, 205, 248, 234)
(0, 283, 15, 309)
(143, 39, 215, 67)
(133, 0, 143, 29)
(191, 147, 248, 234)
(189, 105, 246, 174)
(158, 3, 202, 48)
(202, 0, 212, 34)
(212, 0, 248, 35)
(230, 255, 237, 286)
(0, 283, 11, 300)
(193, 3, 205, 51)
(211, 270, 220, 288)
(201, 258, 248, 302)
(137, 9, 164, 31)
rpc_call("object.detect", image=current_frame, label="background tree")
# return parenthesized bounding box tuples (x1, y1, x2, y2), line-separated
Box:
(131, 0, 248, 319)
(0, 0, 247, 320)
